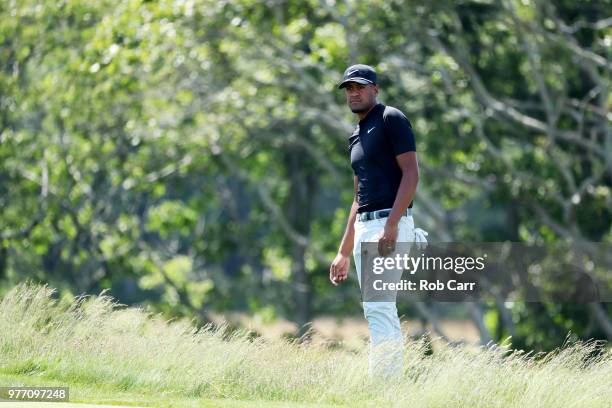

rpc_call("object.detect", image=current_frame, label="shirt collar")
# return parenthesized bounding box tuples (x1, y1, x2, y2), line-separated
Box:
(358, 102, 384, 124)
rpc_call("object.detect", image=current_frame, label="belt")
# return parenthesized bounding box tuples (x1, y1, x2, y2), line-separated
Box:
(357, 207, 412, 222)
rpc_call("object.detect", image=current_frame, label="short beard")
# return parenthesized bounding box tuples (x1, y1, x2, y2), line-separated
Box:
(350, 106, 369, 113)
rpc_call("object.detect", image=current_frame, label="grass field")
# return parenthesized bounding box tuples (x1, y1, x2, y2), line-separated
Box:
(1, 282, 610, 408)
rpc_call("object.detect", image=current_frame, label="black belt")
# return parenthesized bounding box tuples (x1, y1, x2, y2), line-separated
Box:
(357, 207, 412, 222)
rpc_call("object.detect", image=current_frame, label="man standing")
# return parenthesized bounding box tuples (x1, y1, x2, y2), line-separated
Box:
(329, 64, 427, 378)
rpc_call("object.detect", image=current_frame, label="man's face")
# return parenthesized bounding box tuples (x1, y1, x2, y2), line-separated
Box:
(344, 82, 378, 113)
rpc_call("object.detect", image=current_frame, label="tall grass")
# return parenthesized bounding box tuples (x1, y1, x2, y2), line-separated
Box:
(1, 281, 610, 407)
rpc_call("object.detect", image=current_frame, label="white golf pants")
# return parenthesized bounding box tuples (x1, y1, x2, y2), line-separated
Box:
(353, 212, 415, 378)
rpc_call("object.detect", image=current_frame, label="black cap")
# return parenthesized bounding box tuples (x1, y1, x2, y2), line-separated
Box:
(338, 64, 377, 89)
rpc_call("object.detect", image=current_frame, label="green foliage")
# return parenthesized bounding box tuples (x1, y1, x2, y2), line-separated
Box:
(1, 0, 610, 351)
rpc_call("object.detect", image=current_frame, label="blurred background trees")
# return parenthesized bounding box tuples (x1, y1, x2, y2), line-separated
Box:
(1, 0, 610, 351)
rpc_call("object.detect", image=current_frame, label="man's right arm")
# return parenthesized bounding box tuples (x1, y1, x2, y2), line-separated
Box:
(338, 176, 359, 256)
(329, 176, 359, 285)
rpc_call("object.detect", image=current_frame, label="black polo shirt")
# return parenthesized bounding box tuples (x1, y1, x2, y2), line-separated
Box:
(348, 103, 417, 213)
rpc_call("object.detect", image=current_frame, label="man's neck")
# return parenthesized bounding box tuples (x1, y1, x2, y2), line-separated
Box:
(357, 102, 378, 121)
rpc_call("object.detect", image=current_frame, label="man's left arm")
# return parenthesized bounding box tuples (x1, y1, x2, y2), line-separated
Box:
(387, 152, 419, 227)
(378, 152, 419, 255)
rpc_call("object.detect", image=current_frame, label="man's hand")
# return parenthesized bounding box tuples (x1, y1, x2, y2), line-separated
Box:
(330, 253, 350, 286)
(378, 222, 398, 257)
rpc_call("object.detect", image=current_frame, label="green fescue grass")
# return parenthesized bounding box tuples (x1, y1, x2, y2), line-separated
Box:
(1, 282, 610, 408)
